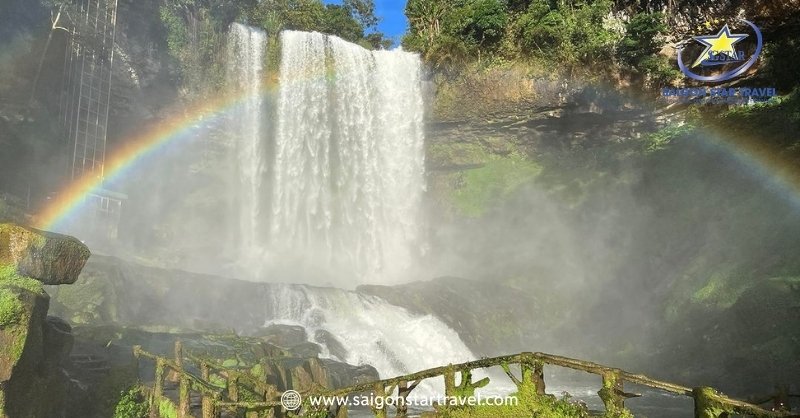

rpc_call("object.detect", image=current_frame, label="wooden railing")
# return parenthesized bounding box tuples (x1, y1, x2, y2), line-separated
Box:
(134, 342, 796, 418)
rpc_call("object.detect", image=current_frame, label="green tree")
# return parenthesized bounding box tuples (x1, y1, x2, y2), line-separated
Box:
(322, 4, 364, 42)
(460, 0, 508, 50)
(618, 12, 666, 66)
(617, 12, 677, 84)
(404, 0, 456, 47)
(249, 0, 326, 36)
(344, 0, 379, 30)
(365, 32, 393, 49)
(517, 0, 568, 53)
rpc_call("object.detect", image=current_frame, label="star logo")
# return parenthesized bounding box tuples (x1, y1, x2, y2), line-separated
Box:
(690, 24, 748, 68)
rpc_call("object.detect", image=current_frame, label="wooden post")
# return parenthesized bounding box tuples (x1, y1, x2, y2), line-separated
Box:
(174, 341, 191, 418)
(149, 396, 158, 418)
(154, 359, 165, 397)
(334, 403, 349, 418)
(228, 375, 239, 402)
(395, 380, 419, 418)
(151, 358, 165, 418)
(202, 393, 219, 418)
(598, 369, 624, 413)
(532, 360, 546, 395)
(132, 345, 142, 382)
(371, 382, 388, 418)
(178, 378, 190, 418)
(443, 366, 456, 397)
(200, 362, 216, 418)
(174, 340, 183, 367)
(693, 387, 734, 418)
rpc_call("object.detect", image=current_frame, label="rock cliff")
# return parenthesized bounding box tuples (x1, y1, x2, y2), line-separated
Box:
(0, 224, 90, 418)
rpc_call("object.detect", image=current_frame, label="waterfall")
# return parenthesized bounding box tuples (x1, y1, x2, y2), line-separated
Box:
(227, 23, 267, 267)
(270, 31, 426, 285)
(226, 27, 475, 397)
(263, 284, 476, 394)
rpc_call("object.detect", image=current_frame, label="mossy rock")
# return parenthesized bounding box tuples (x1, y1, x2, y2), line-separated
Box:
(0, 278, 68, 418)
(0, 284, 44, 380)
(0, 223, 90, 285)
(450, 155, 541, 217)
(427, 142, 490, 171)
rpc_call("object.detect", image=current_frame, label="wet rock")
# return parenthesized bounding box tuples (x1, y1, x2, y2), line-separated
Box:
(289, 341, 323, 358)
(359, 276, 556, 356)
(44, 316, 74, 367)
(320, 359, 379, 389)
(314, 329, 348, 361)
(0, 224, 90, 285)
(254, 324, 307, 347)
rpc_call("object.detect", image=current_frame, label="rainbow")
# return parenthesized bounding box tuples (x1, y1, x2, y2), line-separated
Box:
(34, 86, 271, 230)
(697, 125, 800, 209)
(35, 81, 800, 231)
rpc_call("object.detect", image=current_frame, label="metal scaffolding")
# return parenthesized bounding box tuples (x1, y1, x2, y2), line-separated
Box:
(59, 0, 124, 240)
(60, 0, 118, 181)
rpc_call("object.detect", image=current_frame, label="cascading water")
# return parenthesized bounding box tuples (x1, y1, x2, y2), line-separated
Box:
(227, 23, 268, 268)
(263, 284, 477, 395)
(227, 27, 462, 392)
(270, 31, 426, 285)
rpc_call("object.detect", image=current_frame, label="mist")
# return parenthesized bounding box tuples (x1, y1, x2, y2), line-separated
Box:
(1, 0, 799, 417)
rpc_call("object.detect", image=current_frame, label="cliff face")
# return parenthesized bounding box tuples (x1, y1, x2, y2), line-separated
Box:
(613, 0, 800, 32)
(0, 224, 90, 418)
(418, 1, 800, 388)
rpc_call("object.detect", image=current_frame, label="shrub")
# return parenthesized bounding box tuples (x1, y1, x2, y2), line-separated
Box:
(113, 387, 148, 418)
(618, 12, 666, 67)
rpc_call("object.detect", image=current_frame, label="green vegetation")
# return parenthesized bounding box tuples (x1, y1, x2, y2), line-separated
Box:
(0, 266, 43, 328)
(158, 397, 178, 418)
(640, 123, 694, 153)
(434, 383, 632, 418)
(158, 0, 390, 97)
(453, 154, 541, 216)
(512, 0, 619, 63)
(113, 387, 148, 418)
(0, 265, 45, 294)
(617, 12, 678, 85)
(717, 88, 800, 156)
(762, 34, 800, 92)
(0, 287, 23, 327)
(404, 0, 675, 83)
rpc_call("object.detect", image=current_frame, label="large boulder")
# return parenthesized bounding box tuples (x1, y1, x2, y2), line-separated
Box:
(0, 224, 90, 285)
(0, 224, 90, 418)
(358, 276, 558, 356)
(0, 269, 73, 417)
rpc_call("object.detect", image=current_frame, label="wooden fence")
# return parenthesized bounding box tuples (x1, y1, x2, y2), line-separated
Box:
(134, 342, 796, 418)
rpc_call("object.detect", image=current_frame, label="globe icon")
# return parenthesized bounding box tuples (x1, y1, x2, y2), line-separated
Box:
(281, 390, 302, 411)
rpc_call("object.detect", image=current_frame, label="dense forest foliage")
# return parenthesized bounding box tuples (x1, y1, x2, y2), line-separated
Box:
(155, 0, 392, 96)
(402, 0, 677, 84)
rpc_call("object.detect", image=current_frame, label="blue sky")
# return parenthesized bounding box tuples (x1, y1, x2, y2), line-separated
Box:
(324, 0, 409, 43)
